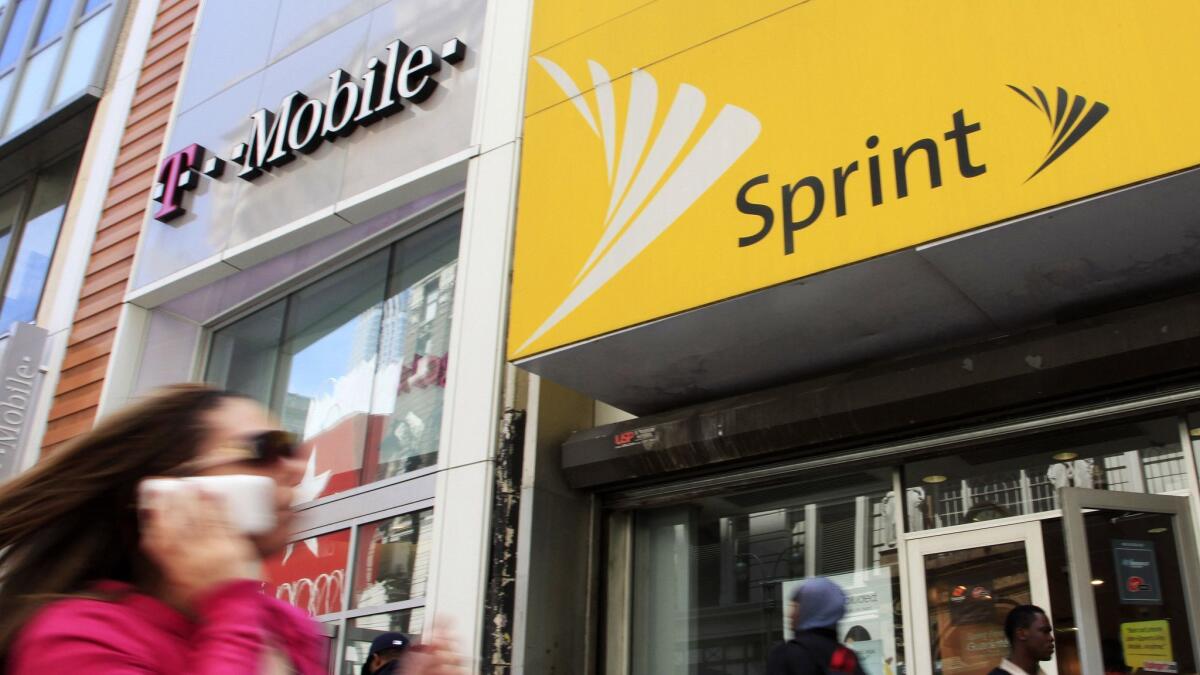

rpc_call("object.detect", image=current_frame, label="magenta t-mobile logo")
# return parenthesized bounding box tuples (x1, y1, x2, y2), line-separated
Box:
(152, 143, 204, 222)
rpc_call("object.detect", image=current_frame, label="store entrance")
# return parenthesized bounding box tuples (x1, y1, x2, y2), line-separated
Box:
(1057, 488, 1200, 675)
(907, 490, 1200, 675)
(908, 520, 1058, 675)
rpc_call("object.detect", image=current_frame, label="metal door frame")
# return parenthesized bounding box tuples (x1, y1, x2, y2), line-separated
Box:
(906, 520, 1058, 675)
(1061, 487, 1200, 674)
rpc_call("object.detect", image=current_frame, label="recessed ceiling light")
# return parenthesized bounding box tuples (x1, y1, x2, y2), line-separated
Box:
(922, 474, 948, 484)
(1149, 527, 1168, 534)
(1053, 451, 1079, 461)
(1090, 579, 1104, 586)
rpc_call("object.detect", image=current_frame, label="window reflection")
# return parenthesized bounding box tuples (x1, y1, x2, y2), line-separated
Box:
(206, 214, 461, 502)
(630, 470, 902, 675)
(0, 0, 34, 71)
(279, 248, 389, 497)
(206, 299, 285, 404)
(0, 184, 24, 281)
(53, 5, 110, 105)
(33, 0, 71, 46)
(904, 417, 1187, 531)
(352, 509, 434, 608)
(6, 40, 60, 133)
(369, 222, 458, 482)
(263, 528, 351, 618)
(0, 153, 74, 326)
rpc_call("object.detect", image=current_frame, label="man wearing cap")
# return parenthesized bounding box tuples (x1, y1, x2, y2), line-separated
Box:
(362, 632, 410, 675)
(767, 577, 868, 675)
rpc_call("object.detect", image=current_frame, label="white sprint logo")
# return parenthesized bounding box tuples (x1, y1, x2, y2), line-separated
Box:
(517, 58, 761, 354)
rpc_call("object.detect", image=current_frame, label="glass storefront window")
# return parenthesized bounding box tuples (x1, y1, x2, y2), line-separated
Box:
(206, 214, 461, 502)
(264, 528, 351, 618)
(367, 222, 458, 483)
(206, 299, 286, 405)
(904, 417, 1188, 531)
(629, 469, 902, 675)
(352, 509, 434, 608)
(277, 248, 389, 498)
(0, 153, 73, 325)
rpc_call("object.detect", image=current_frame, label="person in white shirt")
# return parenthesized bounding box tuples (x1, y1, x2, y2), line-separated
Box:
(989, 605, 1055, 675)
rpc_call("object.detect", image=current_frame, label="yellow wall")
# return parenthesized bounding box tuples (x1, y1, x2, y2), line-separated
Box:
(510, 0, 1200, 359)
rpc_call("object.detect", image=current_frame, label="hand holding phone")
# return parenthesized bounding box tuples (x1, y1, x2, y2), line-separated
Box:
(139, 478, 268, 606)
(140, 475, 277, 534)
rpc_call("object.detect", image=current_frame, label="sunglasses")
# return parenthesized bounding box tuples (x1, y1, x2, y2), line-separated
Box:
(232, 430, 299, 463)
(175, 430, 300, 474)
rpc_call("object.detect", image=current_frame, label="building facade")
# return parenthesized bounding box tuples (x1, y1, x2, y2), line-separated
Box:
(16, 1, 1200, 675)
(0, 0, 137, 477)
(507, 2, 1200, 675)
(33, 0, 533, 672)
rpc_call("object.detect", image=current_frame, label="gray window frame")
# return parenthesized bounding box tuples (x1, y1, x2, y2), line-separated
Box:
(0, 0, 126, 144)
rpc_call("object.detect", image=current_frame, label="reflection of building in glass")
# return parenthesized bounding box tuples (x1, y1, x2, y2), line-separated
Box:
(916, 438, 1191, 531)
(281, 393, 312, 437)
(2, 249, 50, 324)
(637, 482, 900, 675)
(901, 420, 1194, 532)
(350, 304, 383, 367)
(390, 263, 456, 366)
(375, 261, 457, 481)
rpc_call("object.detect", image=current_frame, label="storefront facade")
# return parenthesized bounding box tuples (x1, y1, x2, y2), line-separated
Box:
(67, 0, 535, 672)
(509, 2, 1200, 675)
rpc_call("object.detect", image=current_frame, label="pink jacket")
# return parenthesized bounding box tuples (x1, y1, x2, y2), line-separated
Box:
(8, 579, 326, 674)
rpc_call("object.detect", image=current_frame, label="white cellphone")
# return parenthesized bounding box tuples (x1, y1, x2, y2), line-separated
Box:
(139, 474, 278, 535)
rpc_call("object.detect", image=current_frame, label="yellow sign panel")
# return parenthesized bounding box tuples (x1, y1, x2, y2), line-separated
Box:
(509, 1, 1200, 359)
(1121, 619, 1173, 670)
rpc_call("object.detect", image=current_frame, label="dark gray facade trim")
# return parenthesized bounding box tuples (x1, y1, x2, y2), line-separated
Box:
(568, 289, 1200, 493)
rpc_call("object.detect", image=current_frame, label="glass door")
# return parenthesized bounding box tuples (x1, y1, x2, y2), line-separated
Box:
(907, 521, 1058, 675)
(1061, 488, 1200, 674)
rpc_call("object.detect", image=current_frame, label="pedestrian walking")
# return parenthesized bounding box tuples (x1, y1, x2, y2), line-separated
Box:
(988, 605, 1055, 675)
(362, 632, 410, 675)
(767, 577, 867, 675)
(0, 384, 462, 674)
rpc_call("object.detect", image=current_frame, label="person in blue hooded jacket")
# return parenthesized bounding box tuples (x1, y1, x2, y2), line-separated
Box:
(767, 577, 868, 675)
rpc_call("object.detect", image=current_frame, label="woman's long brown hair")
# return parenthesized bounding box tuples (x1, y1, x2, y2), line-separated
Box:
(0, 384, 242, 661)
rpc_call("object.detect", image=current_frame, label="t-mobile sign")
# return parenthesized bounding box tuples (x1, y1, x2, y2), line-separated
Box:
(152, 36, 468, 223)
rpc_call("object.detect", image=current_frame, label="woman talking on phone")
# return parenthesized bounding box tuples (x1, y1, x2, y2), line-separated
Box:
(0, 385, 461, 674)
